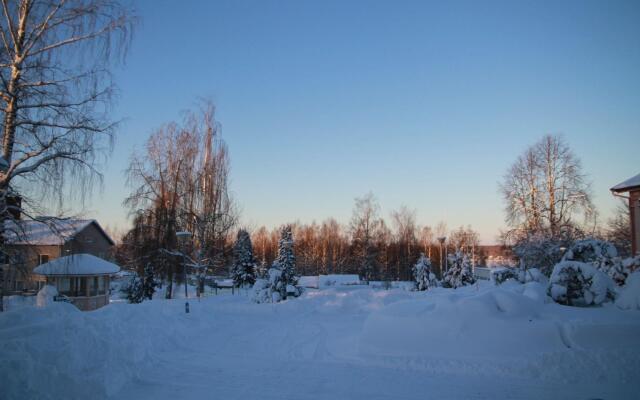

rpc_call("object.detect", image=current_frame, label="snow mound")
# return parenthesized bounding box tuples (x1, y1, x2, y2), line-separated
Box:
(359, 287, 562, 360)
(0, 301, 186, 399)
(616, 272, 640, 310)
(36, 285, 58, 308)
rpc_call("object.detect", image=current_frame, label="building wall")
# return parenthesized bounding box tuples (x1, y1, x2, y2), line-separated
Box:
(631, 190, 640, 256)
(3, 245, 61, 292)
(63, 223, 113, 260)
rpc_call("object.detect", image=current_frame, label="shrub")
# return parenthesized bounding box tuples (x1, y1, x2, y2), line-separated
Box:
(548, 261, 615, 306)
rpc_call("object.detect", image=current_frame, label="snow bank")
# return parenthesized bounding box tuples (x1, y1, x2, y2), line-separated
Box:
(359, 287, 566, 360)
(358, 281, 640, 383)
(617, 272, 640, 310)
(0, 300, 192, 399)
(298, 275, 319, 288)
(2, 294, 36, 311)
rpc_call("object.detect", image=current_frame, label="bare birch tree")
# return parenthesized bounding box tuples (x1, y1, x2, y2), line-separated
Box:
(500, 135, 594, 273)
(124, 102, 237, 298)
(501, 134, 593, 239)
(350, 192, 382, 283)
(0, 0, 135, 310)
(391, 206, 417, 280)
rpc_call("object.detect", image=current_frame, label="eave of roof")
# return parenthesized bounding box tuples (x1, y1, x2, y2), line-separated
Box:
(611, 173, 640, 193)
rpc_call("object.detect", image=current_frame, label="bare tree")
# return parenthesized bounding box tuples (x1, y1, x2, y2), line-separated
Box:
(350, 192, 381, 283)
(418, 225, 433, 258)
(500, 135, 593, 239)
(123, 102, 237, 298)
(391, 206, 417, 280)
(0, 0, 135, 310)
(606, 199, 632, 257)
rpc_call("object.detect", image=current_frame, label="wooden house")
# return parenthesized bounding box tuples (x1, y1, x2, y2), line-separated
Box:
(611, 173, 640, 255)
(2, 218, 115, 295)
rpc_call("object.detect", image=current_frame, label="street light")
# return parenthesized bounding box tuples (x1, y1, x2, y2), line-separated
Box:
(437, 236, 446, 276)
(176, 231, 192, 314)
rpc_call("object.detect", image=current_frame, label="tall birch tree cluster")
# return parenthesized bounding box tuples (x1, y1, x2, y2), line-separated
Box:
(122, 102, 238, 298)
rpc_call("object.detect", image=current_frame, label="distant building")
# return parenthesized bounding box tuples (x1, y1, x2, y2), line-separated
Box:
(476, 245, 515, 267)
(611, 173, 640, 256)
(2, 218, 115, 295)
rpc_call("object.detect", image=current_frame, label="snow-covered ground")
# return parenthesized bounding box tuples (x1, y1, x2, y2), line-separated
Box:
(2, 281, 640, 400)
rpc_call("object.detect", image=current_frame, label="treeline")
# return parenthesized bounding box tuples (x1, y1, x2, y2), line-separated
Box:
(250, 202, 483, 282)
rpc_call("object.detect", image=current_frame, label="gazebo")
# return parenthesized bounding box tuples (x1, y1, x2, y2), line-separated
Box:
(33, 253, 120, 311)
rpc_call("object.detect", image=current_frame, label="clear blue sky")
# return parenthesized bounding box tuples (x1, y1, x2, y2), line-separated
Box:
(87, 0, 640, 243)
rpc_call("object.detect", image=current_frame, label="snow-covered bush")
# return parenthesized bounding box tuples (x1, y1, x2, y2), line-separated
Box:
(512, 233, 569, 276)
(442, 251, 476, 289)
(412, 253, 438, 291)
(548, 261, 615, 307)
(616, 271, 640, 310)
(250, 278, 272, 303)
(623, 255, 640, 274)
(563, 238, 628, 286)
(491, 267, 518, 285)
(231, 229, 257, 288)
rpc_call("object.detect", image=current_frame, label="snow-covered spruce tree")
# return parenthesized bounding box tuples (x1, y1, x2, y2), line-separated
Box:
(125, 275, 145, 304)
(548, 261, 615, 307)
(412, 253, 438, 291)
(442, 251, 476, 289)
(231, 229, 257, 288)
(562, 239, 627, 286)
(275, 225, 300, 299)
(142, 263, 157, 300)
(256, 260, 268, 279)
(251, 226, 302, 303)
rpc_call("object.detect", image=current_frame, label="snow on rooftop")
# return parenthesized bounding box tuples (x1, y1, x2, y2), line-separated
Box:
(611, 172, 640, 192)
(4, 218, 110, 246)
(33, 254, 120, 276)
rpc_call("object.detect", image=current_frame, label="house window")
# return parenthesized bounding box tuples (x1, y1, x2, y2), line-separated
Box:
(38, 254, 50, 265)
(98, 277, 106, 295)
(90, 277, 98, 296)
(58, 278, 71, 295)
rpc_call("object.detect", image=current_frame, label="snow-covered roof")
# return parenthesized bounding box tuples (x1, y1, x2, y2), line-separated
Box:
(611, 173, 640, 193)
(33, 254, 120, 276)
(4, 218, 114, 246)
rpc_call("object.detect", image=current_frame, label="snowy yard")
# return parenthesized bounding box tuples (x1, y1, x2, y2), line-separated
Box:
(2, 281, 640, 400)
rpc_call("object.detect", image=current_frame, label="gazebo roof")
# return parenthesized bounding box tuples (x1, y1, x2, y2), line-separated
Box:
(611, 173, 640, 193)
(33, 254, 120, 276)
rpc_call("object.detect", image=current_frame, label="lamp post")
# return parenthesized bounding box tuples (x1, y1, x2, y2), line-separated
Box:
(437, 236, 446, 277)
(176, 231, 192, 314)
